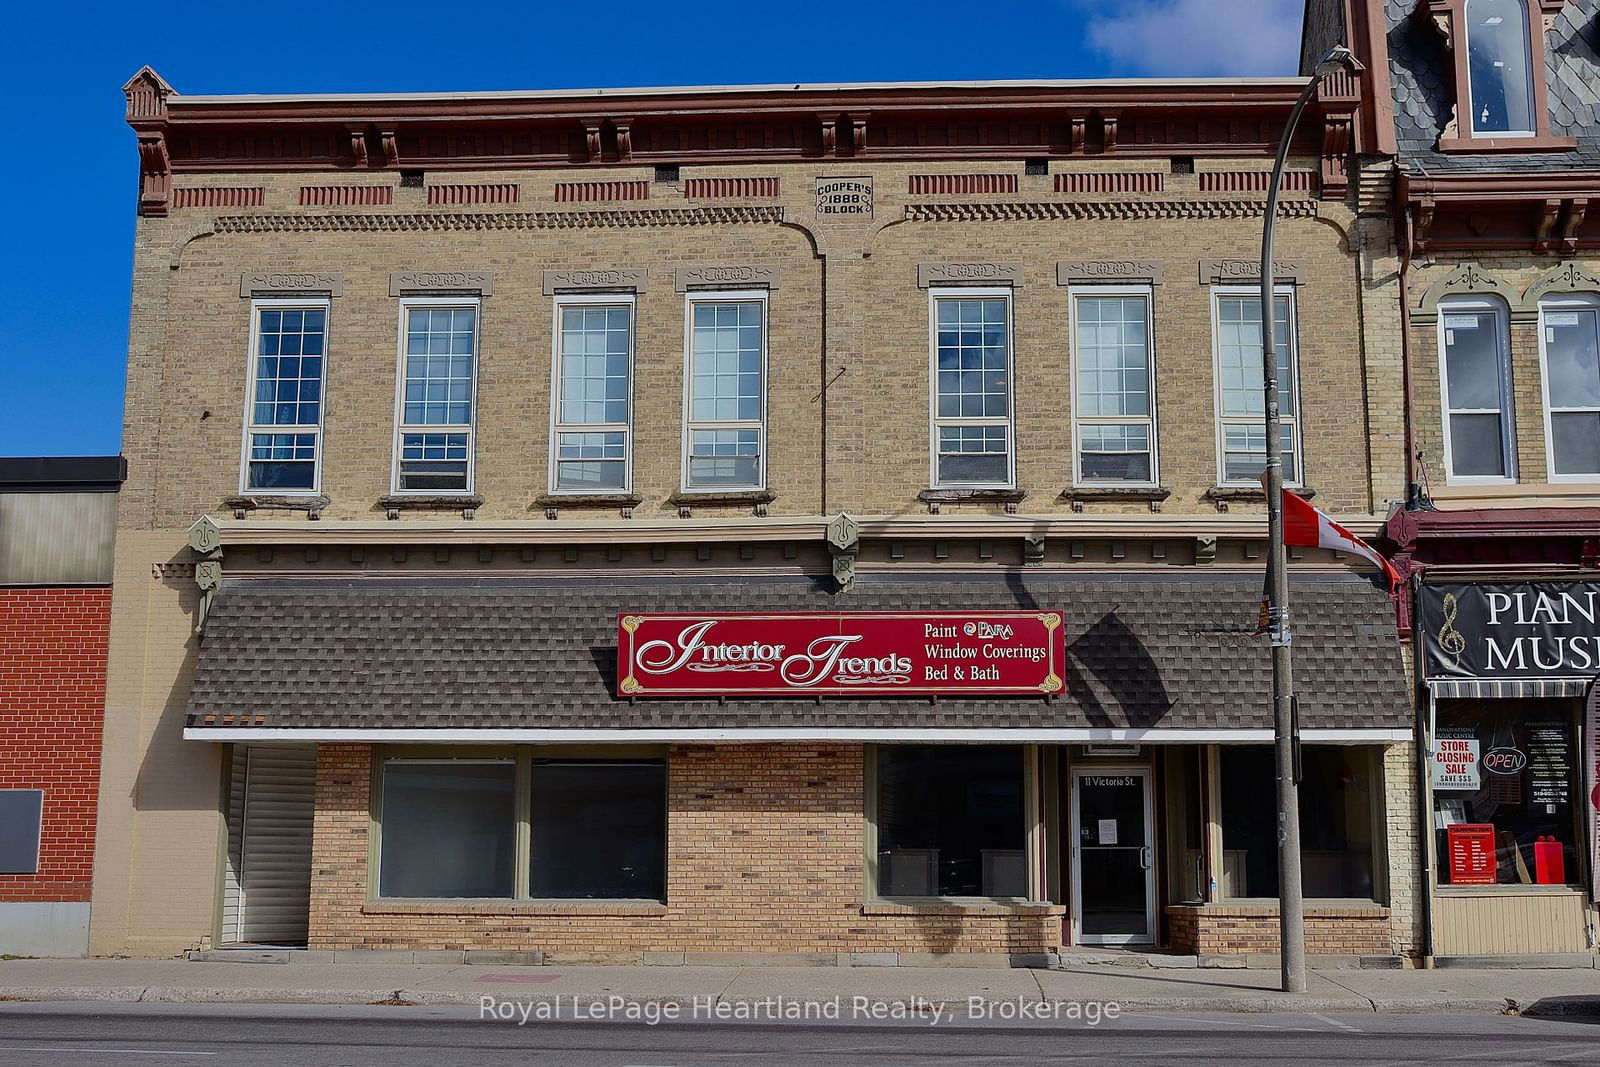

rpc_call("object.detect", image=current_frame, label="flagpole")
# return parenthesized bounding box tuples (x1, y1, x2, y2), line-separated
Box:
(1262, 45, 1352, 995)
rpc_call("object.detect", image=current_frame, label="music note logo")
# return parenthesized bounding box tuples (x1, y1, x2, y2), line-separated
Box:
(1437, 592, 1467, 669)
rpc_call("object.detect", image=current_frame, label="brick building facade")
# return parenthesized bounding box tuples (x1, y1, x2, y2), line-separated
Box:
(0, 457, 122, 957)
(98, 62, 1420, 962)
(1309, 0, 1600, 959)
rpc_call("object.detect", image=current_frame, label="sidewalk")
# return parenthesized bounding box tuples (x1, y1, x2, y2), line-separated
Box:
(1, 958, 1596, 1017)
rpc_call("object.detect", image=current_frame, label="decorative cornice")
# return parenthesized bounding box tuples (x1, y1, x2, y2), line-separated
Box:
(683, 177, 781, 198)
(212, 206, 786, 234)
(173, 187, 264, 208)
(917, 262, 1023, 288)
(1055, 172, 1164, 193)
(1523, 260, 1600, 306)
(389, 271, 493, 296)
(543, 268, 648, 294)
(299, 185, 392, 206)
(240, 271, 344, 297)
(427, 183, 520, 205)
(1057, 261, 1163, 285)
(675, 265, 780, 291)
(903, 200, 1318, 223)
(1414, 261, 1520, 314)
(908, 174, 1019, 195)
(1198, 258, 1306, 285)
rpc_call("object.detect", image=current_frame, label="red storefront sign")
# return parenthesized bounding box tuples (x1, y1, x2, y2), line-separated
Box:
(1447, 823, 1497, 885)
(617, 611, 1066, 697)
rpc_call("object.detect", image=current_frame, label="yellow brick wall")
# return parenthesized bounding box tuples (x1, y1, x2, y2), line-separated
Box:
(309, 742, 1063, 956)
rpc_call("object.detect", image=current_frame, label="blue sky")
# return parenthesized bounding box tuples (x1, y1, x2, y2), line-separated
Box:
(1, 0, 1304, 457)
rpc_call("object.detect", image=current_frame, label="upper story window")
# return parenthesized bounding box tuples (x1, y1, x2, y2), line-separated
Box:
(1072, 289, 1157, 486)
(683, 292, 767, 491)
(1438, 298, 1516, 483)
(1539, 295, 1600, 481)
(1465, 0, 1536, 136)
(393, 299, 478, 494)
(930, 289, 1015, 489)
(242, 300, 327, 493)
(550, 294, 633, 493)
(1211, 288, 1302, 487)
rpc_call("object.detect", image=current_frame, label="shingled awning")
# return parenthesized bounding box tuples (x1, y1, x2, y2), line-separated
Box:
(183, 572, 1412, 742)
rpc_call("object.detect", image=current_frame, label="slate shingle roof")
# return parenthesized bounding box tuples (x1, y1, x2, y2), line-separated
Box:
(1387, 0, 1600, 171)
(185, 572, 1411, 733)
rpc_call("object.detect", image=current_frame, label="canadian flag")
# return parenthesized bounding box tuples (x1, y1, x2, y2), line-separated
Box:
(1279, 485, 1402, 591)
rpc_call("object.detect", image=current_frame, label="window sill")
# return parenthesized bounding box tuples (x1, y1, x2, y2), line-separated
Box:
(918, 488, 1026, 514)
(1203, 485, 1316, 504)
(862, 898, 1064, 917)
(224, 494, 329, 518)
(668, 490, 775, 507)
(1168, 901, 1388, 917)
(1060, 486, 1172, 503)
(1437, 135, 1578, 154)
(364, 898, 667, 917)
(1435, 885, 1586, 897)
(378, 494, 483, 519)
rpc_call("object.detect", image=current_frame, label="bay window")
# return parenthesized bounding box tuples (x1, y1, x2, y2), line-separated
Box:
(1073, 289, 1157, 485)
(551, 295, 633, 493)
(683, 292, 766, 491)
(1438, 298, 1515, 482)
(1539, 296, 1600, 480)
(242, 301, 327, 493)
(873, 745, 1027, 899)
(376, 751, 666, 902)
(1212, 289, 1301, 486)
(393, 299, 478, 493)
(930, 289, 1015, 488)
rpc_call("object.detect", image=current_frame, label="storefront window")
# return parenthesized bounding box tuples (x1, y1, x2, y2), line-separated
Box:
(529, 760, 665, 900)
(1432, 701, 1581, 887)
(1164, 748, 1205, 904)
(379, 760, 516, 898)
(875, 745, 1026, 899)
(1220, 746, 1377, 900)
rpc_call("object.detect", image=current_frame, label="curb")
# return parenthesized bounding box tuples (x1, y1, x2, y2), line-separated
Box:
(3, 987, 1589, 1017)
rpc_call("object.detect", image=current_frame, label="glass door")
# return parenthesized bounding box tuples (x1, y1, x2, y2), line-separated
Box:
(1071, 768, 1154, 945)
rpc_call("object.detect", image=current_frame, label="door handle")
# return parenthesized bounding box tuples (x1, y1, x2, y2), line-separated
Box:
(1139, 846, 1151, 870)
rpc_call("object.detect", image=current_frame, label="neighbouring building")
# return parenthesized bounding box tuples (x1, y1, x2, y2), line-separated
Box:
(0, 456, 123, 957)
(97, 60, 1418, 964)
(1310, 0, 1600, 958)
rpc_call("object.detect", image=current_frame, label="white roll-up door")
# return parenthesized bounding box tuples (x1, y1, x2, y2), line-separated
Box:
(219, 743, 316, 946)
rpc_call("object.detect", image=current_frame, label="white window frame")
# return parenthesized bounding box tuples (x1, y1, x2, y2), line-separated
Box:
(547, 292, 636, 496)
(1069, 285, 1159, 489)
(1437, 296, 1517, 486)
(390, 295, 482, 496)
(927, 285, 1017, 490)
(238, 297, 331, 497)
(1210, 285, 1304, 488)
(680, 288, 769, 493)
(1537, 292, 1600, 484)
(1464, 0, 1537, 139)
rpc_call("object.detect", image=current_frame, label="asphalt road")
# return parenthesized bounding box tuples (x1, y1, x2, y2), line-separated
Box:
(0, 1002, 1596, 1065)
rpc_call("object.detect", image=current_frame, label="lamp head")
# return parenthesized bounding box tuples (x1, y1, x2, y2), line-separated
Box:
(1314, 45, 1356, 79)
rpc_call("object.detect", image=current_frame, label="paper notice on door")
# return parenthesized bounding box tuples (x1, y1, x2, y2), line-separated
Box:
(1097, 819, 1118, 845)
(1546, 312, 1583, 328)
(1443, 315, 1481, 330)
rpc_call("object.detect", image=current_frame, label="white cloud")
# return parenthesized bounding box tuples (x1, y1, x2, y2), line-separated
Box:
(1077, 0, 1306, 77)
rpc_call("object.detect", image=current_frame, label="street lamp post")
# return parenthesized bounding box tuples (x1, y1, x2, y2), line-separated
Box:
(1261, 45, 1354, 995)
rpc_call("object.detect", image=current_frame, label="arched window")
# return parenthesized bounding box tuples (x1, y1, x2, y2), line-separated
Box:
(1465, 0, 1537, 136)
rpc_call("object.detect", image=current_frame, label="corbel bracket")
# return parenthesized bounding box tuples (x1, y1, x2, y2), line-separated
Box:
(826, 512, 860, 593)
(187, 515, 223, 635)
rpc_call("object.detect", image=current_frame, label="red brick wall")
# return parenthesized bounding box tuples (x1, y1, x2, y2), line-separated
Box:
(0, 587, 111, 903)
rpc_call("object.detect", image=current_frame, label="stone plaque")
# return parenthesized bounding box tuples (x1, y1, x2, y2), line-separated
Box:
(815, 176, 873, 218)
(1057, 261, 1163, 286)
(918, 262, 1024, 289)
(1198, 259, 1305, 285)
(240, 271, 343, 297)
(389, 271, 494, 296)
(542, 268, 648, 295)
(674, 266, 780, 292)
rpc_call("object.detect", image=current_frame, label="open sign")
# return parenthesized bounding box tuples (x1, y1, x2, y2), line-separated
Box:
(1483, 747, 1527, 775)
